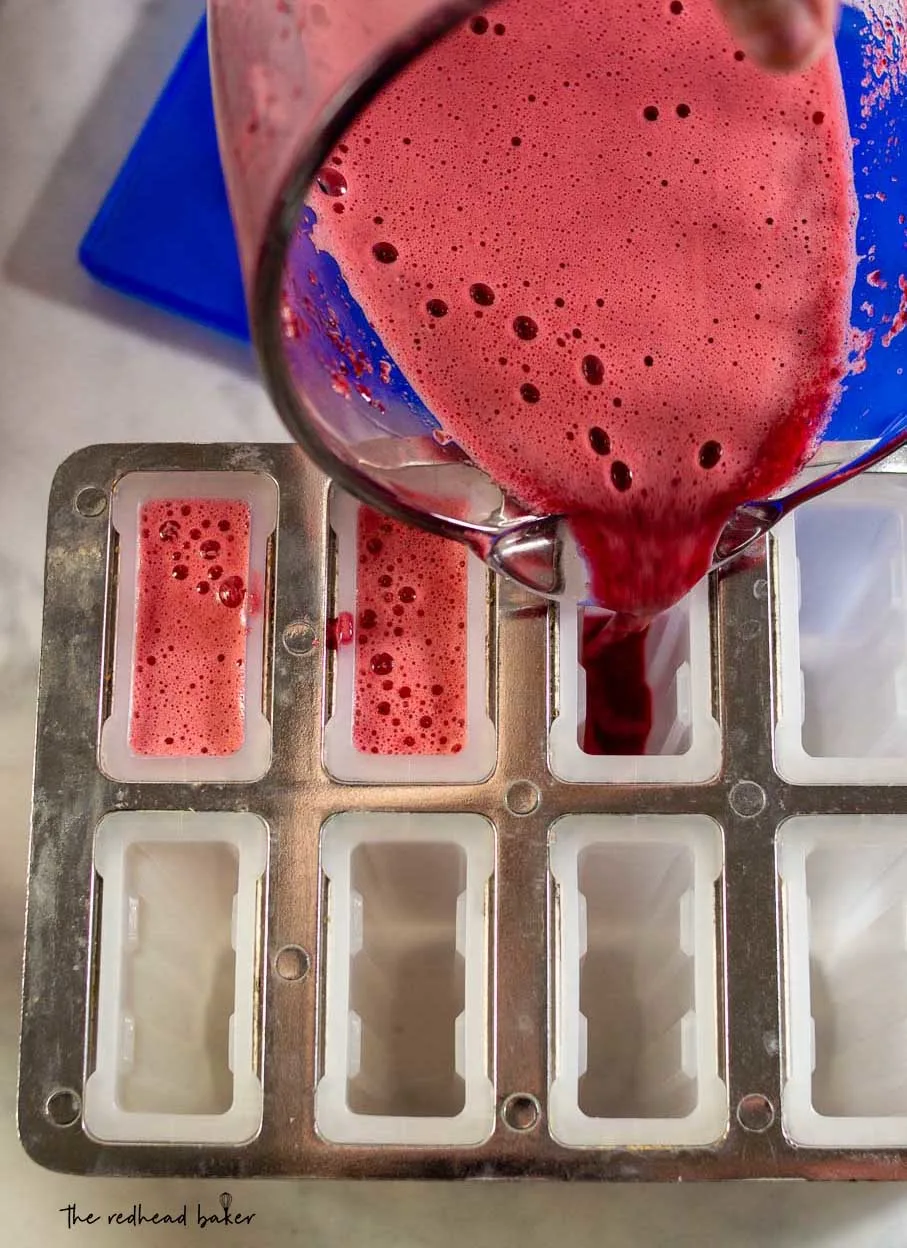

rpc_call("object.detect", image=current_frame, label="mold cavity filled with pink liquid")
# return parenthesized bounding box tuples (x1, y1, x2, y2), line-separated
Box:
(130, 499, 251, 757)
(303, 0, 858, 618)
(352, 508, 468, 756)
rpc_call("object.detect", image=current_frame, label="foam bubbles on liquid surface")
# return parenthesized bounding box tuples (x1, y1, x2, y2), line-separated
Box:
(353, 508, 468, 756)
(130, 499, 251, 758)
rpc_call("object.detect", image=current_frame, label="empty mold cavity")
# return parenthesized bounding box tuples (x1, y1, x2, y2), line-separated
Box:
(779, 815, 907, 1146)
(83, 811, 267, 1144)
(549, 815, 726, 1146)
(100, 471, 278, 783)
(549, 578, 720, 782)
(773, 473, 907, 783)
(323, 490, 495, 783)
(316, 812, 495, 1145)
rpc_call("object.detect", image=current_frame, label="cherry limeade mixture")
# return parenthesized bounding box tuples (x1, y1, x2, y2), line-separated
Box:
(130, 499, 251, 757)
(352, 507, 469, 756)
(308, 0, 857, 753)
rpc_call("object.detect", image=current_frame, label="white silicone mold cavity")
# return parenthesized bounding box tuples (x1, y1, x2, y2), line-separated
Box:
(773, 474, 907, 784)
(779, 815, 907, 1147)
(316, 812, 495, 1145)
(83, 811, 267, 1145)
(549, 580, 720, 783)
(549, 815, 727, 1147)
(100, 471, 278, 783)
(323, 490, 496, 783)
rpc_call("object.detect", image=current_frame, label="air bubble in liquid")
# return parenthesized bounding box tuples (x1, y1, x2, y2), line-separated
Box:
(218, 575, 245, 608)
(582, 355, 605, 385)
(589, 427, 611, 455)
(513, 315, 538, 340)
(316, 167, 348, 196)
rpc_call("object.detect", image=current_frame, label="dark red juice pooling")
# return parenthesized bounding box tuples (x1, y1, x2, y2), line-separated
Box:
(580, 614, 653, 754)
(130, 499, 250, 757)
(306, 0, 857, 617)
(353, 507, 469, 755)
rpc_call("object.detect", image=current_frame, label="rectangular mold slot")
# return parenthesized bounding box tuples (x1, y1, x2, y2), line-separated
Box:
(316, 812, 495, 1145)
(549, 815, 726, 1146)
(100, 471, 278, 783)
(772, 474, 907, 783)
(323, 490, 496, 783)
(549, 578, 720, 782)
(83, 811, 267, 1144)
(779, 815, 907, 1147)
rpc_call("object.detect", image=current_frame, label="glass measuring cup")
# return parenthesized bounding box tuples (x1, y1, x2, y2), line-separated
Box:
(208, 0, 907, 605)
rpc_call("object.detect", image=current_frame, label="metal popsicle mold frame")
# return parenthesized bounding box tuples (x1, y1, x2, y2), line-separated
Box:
(18, 440, 907, 1179)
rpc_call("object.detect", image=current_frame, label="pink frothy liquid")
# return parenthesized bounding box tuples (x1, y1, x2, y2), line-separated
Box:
(308, 0, 857, 614)
(353, 507, 469, 755)
(130, 499, 251, 757)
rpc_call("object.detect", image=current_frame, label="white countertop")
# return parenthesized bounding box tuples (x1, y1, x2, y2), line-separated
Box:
(3, 2, 907, 1242)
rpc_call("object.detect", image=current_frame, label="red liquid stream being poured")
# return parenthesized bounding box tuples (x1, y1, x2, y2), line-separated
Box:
(130, 499, 250, 757)
(304, 0, 857, 751)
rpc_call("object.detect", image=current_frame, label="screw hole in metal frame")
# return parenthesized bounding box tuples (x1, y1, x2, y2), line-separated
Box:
(501, 1092, 541, 1132)
(274, 944, 311, 981)
(728, 779, 767, 819)
(505, 780, 541, 817)
(282, 618, 318, 656)
(736, 1092, 775, 1133)
(74, 486, 108, 518)
(45, 1088, 82, 1128)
